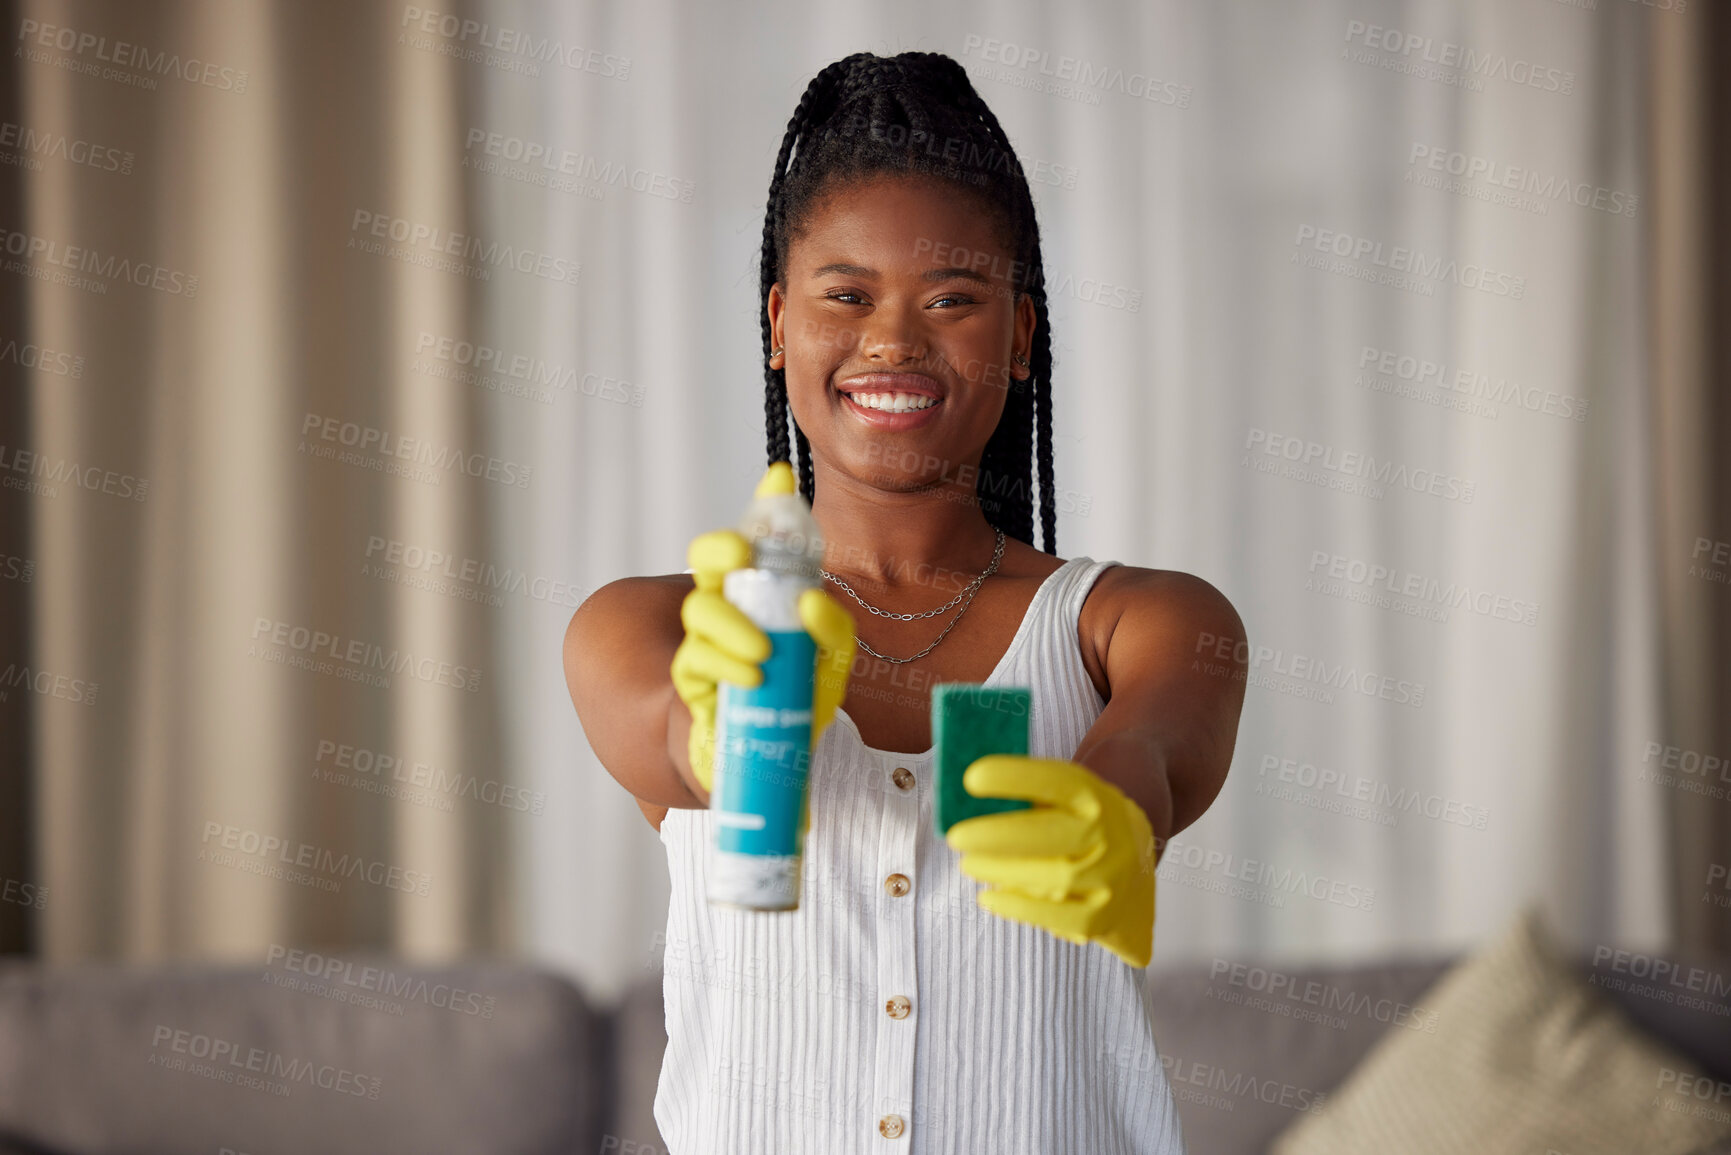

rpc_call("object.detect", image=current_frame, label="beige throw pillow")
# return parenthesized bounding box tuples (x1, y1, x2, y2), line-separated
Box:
(1270, 907, 1731, 1155)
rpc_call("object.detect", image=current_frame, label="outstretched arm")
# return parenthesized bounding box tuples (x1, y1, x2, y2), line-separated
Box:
(1071, 570, 1249, 854)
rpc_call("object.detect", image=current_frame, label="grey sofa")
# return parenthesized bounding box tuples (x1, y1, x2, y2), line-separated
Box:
(4, 949, 1728, 1155)
(0, 958, 608, 1155)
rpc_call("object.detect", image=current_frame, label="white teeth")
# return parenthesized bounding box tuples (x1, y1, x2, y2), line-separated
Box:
(848, 391, 937, 413)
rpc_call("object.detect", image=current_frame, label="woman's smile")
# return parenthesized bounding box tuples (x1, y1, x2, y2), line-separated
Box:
(836, 370, 947, 429)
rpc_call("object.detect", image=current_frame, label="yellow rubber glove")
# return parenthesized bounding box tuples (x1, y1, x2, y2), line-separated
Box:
(944, 755, 1158, 968)
(668, 464, 856, 825)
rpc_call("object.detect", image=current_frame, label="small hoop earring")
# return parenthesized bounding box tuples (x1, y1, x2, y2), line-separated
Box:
(769, 346, 784, 363)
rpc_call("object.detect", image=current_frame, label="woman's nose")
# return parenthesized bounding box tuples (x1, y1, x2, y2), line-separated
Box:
(858, 302, 929, 364)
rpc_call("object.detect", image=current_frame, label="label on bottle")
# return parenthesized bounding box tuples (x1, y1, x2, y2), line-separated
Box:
(708, 627, 817, 909)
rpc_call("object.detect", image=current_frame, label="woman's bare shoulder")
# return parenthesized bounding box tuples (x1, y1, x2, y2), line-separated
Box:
(575, 571, 693, 614)
(564, 572, 694, 664)
(1093, 562, 1237, 606)
(1080, 563, 1246, 692)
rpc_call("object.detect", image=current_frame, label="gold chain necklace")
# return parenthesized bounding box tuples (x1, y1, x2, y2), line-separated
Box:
(820, 528, 1006, 665)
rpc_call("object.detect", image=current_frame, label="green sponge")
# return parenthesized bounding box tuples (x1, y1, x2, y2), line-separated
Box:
(932, 682, 1032, 836)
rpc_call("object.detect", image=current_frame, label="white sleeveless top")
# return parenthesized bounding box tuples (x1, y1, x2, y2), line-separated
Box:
(654, 557, 1187, 1154)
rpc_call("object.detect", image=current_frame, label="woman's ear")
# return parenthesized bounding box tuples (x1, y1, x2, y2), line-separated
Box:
(767, 281, 786, 361)
(1013, 291, 1037, 376)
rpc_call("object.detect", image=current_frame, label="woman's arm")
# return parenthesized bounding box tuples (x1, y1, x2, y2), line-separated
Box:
(563, 575, 712, 829)
(1071, 570, 1249, 853)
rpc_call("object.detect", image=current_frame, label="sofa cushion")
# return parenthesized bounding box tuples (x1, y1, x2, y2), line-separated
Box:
(1580, 945, 1731, 1083)
(609, 972, 672, 1154)
(0, 957, 606, 1155)
(1268, 909, 1731, 1155)
(1145, 951, 1452, 1154)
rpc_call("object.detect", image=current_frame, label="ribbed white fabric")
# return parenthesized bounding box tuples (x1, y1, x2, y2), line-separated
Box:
(654, 556, 1187, 1154)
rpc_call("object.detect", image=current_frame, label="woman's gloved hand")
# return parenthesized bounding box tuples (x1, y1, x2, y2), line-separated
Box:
(669, 527, 760, 796)
(944, 755, 1158, 968)
(668, 464, 856, 816)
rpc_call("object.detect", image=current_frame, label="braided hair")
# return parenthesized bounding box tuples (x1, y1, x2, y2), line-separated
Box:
(759, 51, 1058, 555)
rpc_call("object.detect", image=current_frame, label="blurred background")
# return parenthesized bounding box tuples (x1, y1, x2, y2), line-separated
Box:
(1, 1, 1728, 1153)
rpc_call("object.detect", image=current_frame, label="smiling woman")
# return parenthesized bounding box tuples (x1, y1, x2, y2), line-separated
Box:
(760, 59, 1052, 550)
(768, 174, 1034, 452)
(564, 49, 1245, 1155)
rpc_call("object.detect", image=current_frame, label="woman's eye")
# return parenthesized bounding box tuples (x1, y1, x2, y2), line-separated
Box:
(931, 294, 976, 308)
(824, 290, 866, 304)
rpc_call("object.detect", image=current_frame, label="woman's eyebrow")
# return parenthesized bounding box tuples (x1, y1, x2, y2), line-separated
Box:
(810, 261, 994, 287)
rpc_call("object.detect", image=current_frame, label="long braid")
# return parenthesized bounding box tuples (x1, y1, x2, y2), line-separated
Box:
(760, 52, 1059, 554)
(944, 62, 1056, 554)
(761, 58, 855, 496)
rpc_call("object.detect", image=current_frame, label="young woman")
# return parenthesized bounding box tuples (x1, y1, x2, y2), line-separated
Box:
(565, 50, 1247, 1155)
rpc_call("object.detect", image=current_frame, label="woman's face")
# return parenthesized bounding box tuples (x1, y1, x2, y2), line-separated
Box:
(768, 172, 1036, 492)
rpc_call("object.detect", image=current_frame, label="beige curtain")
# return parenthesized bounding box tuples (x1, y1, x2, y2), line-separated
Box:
(7, 0, 513, 960)
(1, 0, 1726, 971)
(1651, 4, 1731, 956)
(0, 0, 30, 953)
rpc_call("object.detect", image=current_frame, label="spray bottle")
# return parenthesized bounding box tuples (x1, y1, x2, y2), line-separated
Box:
(707, 462, 824, 911)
